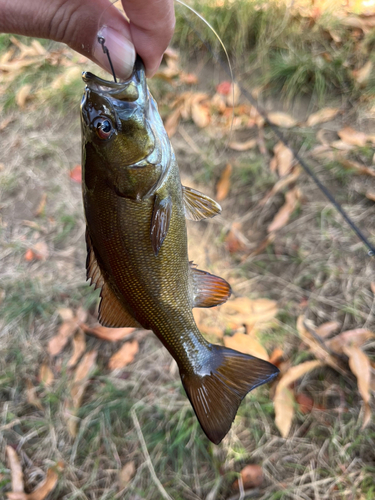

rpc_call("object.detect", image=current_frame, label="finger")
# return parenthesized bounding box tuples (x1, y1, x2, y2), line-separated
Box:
(0, 0, 136, 80)
(121, 0, 175, 77)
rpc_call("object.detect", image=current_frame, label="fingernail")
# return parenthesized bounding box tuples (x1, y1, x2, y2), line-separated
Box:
(94, 26, 135, 80)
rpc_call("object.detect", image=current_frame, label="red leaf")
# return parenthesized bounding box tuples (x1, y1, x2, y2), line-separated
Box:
(216, 81, 231, 95)
(69, 165, 82, 183)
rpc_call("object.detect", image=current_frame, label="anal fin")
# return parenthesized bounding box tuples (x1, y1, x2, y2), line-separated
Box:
(190, 263, 231, 308)
(86, 228, 142, 328)
(183, 186, 221, 221)
(180, 345, 279, 444)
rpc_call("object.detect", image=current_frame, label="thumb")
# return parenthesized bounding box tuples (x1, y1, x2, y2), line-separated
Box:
(0, 0, 136, 80)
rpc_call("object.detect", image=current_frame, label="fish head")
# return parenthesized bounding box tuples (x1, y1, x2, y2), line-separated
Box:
(81, 57, 162, 199)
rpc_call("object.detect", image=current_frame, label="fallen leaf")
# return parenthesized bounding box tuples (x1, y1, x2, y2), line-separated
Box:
(259, 166, 301, 206)
(34, 193, 47, 217)
(179, 72, 198, 85)
(47, 318, 78, 356)
(69, 165, 82, 183)
(24, 248, 34, 262)
(245, 233, 275, 257)
(6, 446, 24, 494)
(274, 360, 323, 437)
(109, 340, 139, 370)
(315, 321, 341, 338)
(164, 107, 181, 138)
(27, 468, 59, 500)
(118, 461, 136, 490)
(228, 138, 257, 151)
(274, 386, 295, 438)
(57, 308, 74, 321)
(226, 82, 241, 107)
(267, 188, 300, 233)
(338, 127, 368, 147)
(221, 297, 278, 330)
(0, 116, 15, 131)
(225, 221, 248, 253)
(66, 350, 97, 436)
(337, 157, 375, 177)
(295, 393, 314, 414)
(269, 348, 284, 366)
(80, 324, 136, 341)
(268, 112, 297, 128)
(216, 81, 232, 95)
(15, 84, 32, 109)
(233, 464, 263, 490)
(39, 363, 54, 386)
(191, 102, 210, 128)
(343, 345, 371, 428)
(305, 107, 340, 127)
(51, 66, 82, 90)
(272, 142, 294, 177)
(371, 283, 375, 295)
(352, 61, 373, 86)
(32, 241, 49, 260)
(216, 163, 232, 201)
(327, 329, 375, 354)
(26, 380, 43, 410)
(224, 332, 269, 361)
(366, 191, 375, 202)
(330, 140, 355, 151)
(67, 329, 86, 368)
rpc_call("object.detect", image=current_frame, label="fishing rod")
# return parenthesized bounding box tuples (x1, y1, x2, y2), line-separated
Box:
(176, 2, 375, 257)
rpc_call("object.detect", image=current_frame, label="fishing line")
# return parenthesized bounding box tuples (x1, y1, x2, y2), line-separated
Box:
(177, 10, 375, 257)
(98, 36, 117, 82)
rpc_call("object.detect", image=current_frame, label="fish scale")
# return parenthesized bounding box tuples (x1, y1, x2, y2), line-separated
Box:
(80, 56, 279, 444)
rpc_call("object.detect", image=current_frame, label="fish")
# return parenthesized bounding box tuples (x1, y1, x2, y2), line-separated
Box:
(80, 56, 279, 445)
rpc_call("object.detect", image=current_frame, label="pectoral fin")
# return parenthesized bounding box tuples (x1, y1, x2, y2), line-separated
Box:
(86, 229, 142, 328)
(190, 263, 231, 308)
(183, 186, 221, 221)
(150, 194, 172, 256)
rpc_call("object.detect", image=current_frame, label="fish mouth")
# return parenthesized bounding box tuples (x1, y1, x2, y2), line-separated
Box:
(82, 56, 146, 102)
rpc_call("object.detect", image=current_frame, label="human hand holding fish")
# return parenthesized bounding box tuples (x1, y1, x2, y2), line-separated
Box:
(0, 0, 175, 78)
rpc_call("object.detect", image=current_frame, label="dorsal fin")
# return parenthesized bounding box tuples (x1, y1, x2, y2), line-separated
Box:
(150, 194, 172, 256)
(86, 228, 142, 328)
(183, 186, 221, 221)
(190, 262, 231, 308)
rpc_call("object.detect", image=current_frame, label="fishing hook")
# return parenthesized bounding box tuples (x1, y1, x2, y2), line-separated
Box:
(98, 36, 117, 83)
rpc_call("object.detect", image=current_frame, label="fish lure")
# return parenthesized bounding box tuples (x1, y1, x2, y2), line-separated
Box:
(80, 56, 279, 444)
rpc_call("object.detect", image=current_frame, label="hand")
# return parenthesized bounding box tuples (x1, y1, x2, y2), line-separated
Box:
(0, 0, 175, 78)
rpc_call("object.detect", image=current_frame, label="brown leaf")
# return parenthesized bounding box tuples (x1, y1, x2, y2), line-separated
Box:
(259, 166, 301, 206)
(47, 318, 78, 356)
(371, 282, 375, 295)
(274, 360, 323, 437)
(228, 138, 257, 151)
(343, 345, 371, 428)
(39, 363, 54, 386)
(6, 446, 24, 494)
(118, 461, 136, 490)
(267, 188, 300, 233)
(337, 157, 375, 177)
(69, 165, 82, 183)
(57, 308, 74, 321)
(67, 329, 86, 368)
(191, 102, 210, 128)
(26, 380, 43, 410)
(26, 466, 61, 500)
(221, 297, 278, 330)
(51, 66, 81, 90)
(224, 332, 269, 360)
(268, 112, 297, 128)
(315, 321, 341, 338)
(327, 329, 375, 354)
(274, 386, 295, 438)
(305, 107, 340, 127)
(233, 464, 263, 490)
(295, 393, 314, 414)
(338, 127, 368, 147)
(164, 107, 181, 138)
(352, 61, 373, 86)
(80, 324, 136, 342)
(366, 191, 375, 202)
(225, 222, 248, 253)
(269, 348, 284, 366)
(34, 193, 47, 217)
(32, 241, 49, 260)
(16, 84, 32, 109)
(109, 340, 139, 370)
(330, 140, 355, 151)
(179, 72, 198, 85)
(0, 116, 15, 131)
(216, 163, 232, 201)
(272, 142, 294, 177)
(216, 81, 232, 95)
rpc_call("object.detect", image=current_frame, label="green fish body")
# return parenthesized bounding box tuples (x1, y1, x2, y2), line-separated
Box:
(80, 57, 278, 444)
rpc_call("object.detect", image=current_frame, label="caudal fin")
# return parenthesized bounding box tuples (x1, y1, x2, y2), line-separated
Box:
(180, 345, 279, 444)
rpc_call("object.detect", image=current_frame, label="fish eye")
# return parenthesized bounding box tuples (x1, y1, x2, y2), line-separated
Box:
(94, 117, 113, 140)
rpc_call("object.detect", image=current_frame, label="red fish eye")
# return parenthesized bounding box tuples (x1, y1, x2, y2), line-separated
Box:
(95, 118, 113, 139)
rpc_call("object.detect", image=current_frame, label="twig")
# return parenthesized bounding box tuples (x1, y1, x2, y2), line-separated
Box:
(131, 404, 173, 500)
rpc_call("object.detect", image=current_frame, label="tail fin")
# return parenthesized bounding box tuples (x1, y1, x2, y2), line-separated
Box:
(180, 345, 279, 444)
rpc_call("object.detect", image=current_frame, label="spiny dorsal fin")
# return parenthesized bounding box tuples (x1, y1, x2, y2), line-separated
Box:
(86, 228, 142, 328)
(150, 194, 172, 256)
(183, 186, 221, 221)
(180, 345, 279, 444)
(190, 262, 231, 308)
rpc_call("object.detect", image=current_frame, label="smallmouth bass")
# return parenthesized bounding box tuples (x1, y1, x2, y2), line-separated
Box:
(80, 57, 279, 444)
